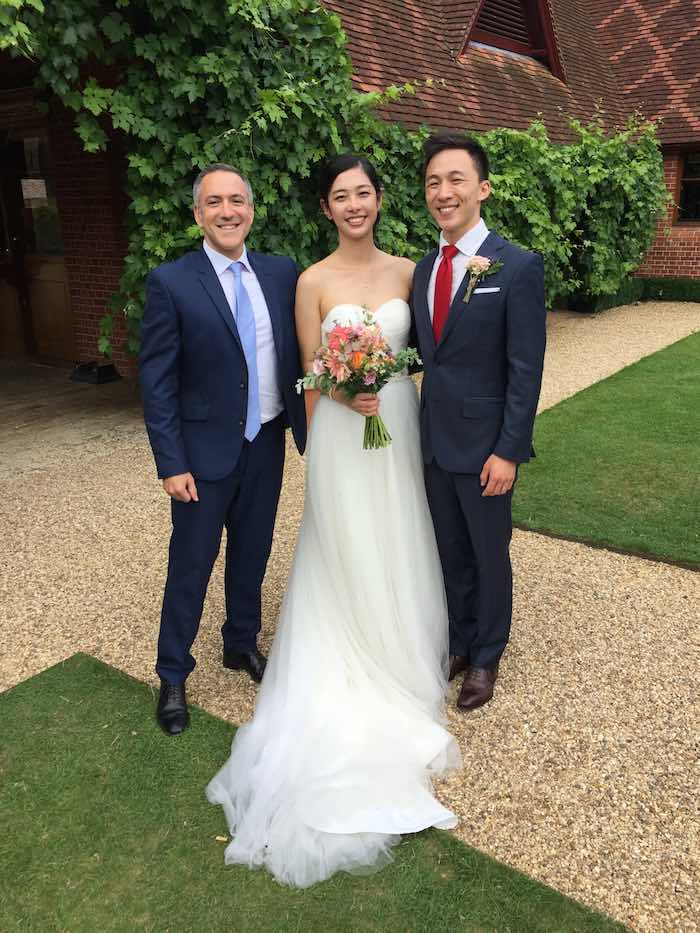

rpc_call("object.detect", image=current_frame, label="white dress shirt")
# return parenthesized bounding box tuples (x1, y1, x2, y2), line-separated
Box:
(427, 218, 490, 321)
(203, 240, 283, 423)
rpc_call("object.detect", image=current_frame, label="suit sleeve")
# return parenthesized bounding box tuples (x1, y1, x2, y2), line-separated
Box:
(407, 278, 424, 374)
(139, 269, 190, 479)
(493, 252, 546, 464)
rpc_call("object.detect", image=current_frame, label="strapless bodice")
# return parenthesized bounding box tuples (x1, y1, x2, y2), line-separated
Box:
(321, 299, 410, 356)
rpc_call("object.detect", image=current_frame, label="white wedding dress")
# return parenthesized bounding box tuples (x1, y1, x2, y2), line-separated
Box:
(206, 299, 460, 888)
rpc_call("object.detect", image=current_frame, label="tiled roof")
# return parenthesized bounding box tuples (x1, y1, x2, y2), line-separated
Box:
(591, 0, 700, 146)
(324, 0, 628, 143)
(438, 0, 481, 55)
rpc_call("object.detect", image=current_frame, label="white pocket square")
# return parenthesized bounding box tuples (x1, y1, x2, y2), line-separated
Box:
(473, 286, 501, 294)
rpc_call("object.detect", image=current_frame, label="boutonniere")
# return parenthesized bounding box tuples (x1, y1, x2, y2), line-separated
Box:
(463, 256, 504, 304)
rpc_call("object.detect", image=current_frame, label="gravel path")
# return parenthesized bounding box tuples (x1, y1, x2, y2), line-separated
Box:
(539, 300, 700, 411)
(2, 301, 699, 932)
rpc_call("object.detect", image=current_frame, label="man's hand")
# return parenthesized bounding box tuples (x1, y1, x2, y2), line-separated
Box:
(480, 455, 516, 497)
(162, 472, 199, 502)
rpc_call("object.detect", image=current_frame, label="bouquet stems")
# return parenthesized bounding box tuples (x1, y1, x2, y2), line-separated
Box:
(363, 414, 392, 450)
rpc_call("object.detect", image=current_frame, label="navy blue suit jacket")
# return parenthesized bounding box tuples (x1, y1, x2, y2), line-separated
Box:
(139, 247, 306, 482)
(412, 232, 546, 474)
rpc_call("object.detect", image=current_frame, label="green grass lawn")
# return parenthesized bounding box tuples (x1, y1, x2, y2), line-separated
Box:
(0, 654, 626, 933)
(515, 331, 700, 566)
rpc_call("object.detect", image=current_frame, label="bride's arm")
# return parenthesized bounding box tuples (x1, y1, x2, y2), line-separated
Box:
(294, 273, 378, 421)
(295, 272, 323, 425)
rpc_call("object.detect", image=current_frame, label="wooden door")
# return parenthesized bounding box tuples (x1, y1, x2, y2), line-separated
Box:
(0, 132, 74, 361)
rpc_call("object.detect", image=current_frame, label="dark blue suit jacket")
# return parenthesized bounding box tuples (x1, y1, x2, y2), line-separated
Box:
(412, 231, 546, 474)
(139, 248, 306, 482)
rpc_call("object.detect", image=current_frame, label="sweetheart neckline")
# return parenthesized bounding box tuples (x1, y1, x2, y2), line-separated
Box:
(321, 298, 409, 326)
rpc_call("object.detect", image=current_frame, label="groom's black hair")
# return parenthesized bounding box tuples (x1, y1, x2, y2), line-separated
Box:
(423, 132, 490, 182)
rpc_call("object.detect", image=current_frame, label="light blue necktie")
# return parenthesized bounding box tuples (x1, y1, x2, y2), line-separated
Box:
(230, 261, 261, 442)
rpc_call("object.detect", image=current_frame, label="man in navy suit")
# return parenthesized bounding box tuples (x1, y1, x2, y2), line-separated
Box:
(140, 163, 306, 735)
(412, 133, 546, 711)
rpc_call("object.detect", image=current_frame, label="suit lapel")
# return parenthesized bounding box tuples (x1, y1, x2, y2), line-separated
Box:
(197, 249, 244, 355)
(414, 250, 438, 353)
(437, 232, 506, 348)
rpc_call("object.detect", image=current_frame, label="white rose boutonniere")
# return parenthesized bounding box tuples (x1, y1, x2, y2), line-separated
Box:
(463, 256, 504, 304)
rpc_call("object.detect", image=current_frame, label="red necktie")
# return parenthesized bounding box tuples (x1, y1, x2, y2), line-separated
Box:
(432, 244, 459, 343)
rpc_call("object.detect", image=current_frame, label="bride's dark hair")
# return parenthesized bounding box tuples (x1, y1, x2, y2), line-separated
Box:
(319, 154, 382, 205)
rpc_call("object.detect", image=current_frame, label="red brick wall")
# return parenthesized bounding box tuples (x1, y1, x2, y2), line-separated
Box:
(49, 106, 136, 377)
(636, 152, 700, 279)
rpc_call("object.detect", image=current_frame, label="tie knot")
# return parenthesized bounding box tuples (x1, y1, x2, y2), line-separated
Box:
(229, 260, 244, 278)
(442, 244, 459, 261)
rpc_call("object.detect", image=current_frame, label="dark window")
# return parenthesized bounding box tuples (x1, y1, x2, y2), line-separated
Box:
(678, 153, 700, 223)
(475, 0, 530, 46)
(468, 0, 565, 80)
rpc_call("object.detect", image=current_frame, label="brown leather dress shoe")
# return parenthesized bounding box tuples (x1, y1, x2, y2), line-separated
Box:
(449, 655, 469, 682)
(457, 666, 498, 711)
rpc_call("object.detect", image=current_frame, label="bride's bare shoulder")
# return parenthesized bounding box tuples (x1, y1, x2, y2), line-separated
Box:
(298, 255, 337, 286)
(380, 253, 415, 291)
(397, 255, 416, 275)
(296, 259, 333, 307)
(379, 251, 415, 273)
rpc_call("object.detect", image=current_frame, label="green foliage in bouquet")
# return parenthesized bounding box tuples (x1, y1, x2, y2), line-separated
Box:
(6, 0, 668, 357)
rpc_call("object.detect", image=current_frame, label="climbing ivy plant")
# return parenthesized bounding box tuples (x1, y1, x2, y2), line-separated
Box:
(0, 0, 44, 54)
(481, 115, 670, 306)
(6, 0, 668, 356)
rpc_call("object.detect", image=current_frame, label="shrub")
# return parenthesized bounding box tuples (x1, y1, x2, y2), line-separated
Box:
(7, 0, 670, 356)
(569, 278, 645, 313)
(639, 276, 700, 302)
(565, 117, 670, 305)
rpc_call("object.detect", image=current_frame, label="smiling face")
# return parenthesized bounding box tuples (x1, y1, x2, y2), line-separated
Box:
(424, 148, 491, 244)
(321, 165, 382, 240)
(193, 170, 254, 259)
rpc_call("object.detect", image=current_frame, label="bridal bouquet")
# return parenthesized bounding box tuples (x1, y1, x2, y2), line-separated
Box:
(296, 313, 421, 449)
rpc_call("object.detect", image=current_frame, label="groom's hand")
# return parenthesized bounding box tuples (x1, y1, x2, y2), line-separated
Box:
(162, 472, 199, 503)
(480, 455, 516, 497)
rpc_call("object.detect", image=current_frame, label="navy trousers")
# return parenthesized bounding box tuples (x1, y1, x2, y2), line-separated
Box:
(156, 415, 286, 684)
(424, 461, 513, 670)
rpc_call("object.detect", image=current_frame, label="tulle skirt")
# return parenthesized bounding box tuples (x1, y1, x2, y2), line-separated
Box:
(206, 377, 460, 888)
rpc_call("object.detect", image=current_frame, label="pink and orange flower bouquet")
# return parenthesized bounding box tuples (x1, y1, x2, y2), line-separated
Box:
(296, 312, 421, 449)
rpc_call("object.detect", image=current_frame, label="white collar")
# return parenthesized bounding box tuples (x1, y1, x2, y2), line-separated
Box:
(203, 240, 251, 275)
(438, 218, 489, 257)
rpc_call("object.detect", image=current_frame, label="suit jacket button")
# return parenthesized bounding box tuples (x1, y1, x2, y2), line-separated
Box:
(240, 382, 246, 389)
(239, 419, 244, 427)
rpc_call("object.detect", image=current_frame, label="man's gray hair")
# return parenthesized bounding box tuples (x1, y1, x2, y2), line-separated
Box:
(192, 163, 254, 206)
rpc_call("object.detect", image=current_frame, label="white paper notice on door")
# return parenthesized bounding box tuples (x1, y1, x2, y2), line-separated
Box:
(21, 178, 47, 201)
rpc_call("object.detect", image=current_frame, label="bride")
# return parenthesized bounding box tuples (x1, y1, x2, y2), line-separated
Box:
(206, 154, 460, 888)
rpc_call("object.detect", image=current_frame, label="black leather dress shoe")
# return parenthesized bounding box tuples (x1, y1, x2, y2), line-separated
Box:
(156, 680, 189, 736)
(223, 647, 267, 683)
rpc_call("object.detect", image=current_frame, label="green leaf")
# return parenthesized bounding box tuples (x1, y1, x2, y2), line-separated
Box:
(19, 0, 666, 357)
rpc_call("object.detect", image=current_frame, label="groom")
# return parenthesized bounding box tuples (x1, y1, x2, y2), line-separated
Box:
(412, 132, 546, 711)
(140, 163, 306, 735)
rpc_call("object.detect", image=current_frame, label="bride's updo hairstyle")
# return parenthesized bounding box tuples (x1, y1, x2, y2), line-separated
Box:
(319, 154, 383, 224)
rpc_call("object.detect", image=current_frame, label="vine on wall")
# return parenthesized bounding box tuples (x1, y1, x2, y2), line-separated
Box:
(7, 0, 668, 356)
